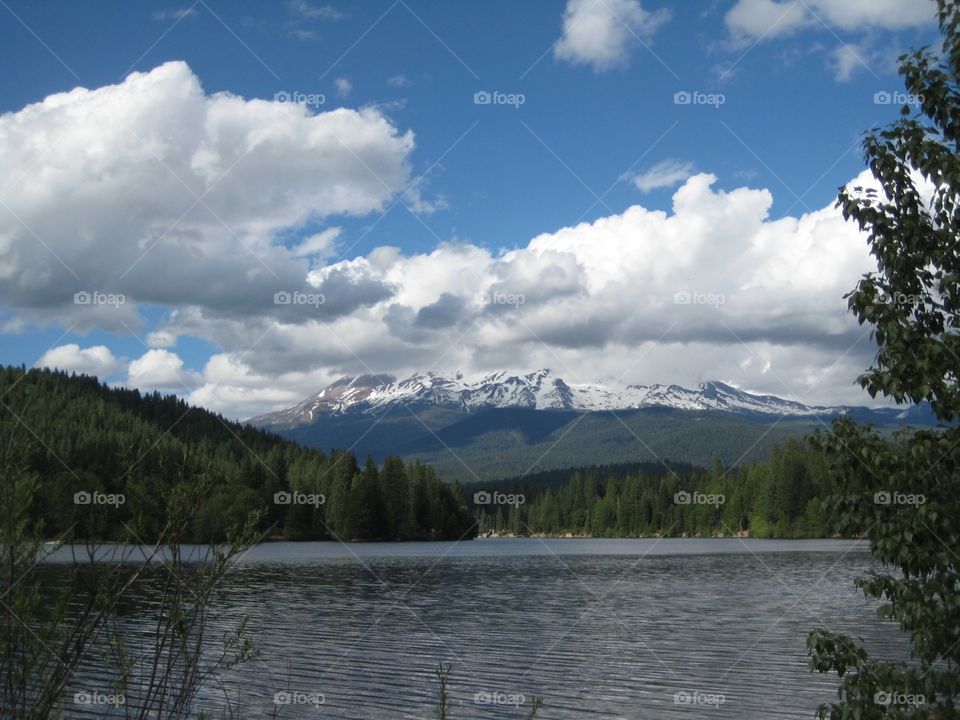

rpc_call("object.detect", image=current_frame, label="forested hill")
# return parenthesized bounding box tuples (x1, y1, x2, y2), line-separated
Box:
(0, 367, 475, 542)
(475, 459, 703, 493)
(470, 442, 836, 538)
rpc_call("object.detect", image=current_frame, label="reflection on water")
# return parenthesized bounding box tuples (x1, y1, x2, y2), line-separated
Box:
(54, 539, 905, 719)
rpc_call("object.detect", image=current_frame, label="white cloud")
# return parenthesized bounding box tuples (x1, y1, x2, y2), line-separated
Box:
(829, 42, 875, 81)
(146, 330, 178, 348)
(287, 1, 347, 20)
(161, 170, 886, 419)
(0, 316, 26, 334)
(726, 0, 935, 40)
(627, 159, 695, 192)
(0, 61, 416, 331)
(387, 74, 412, 88)
(188, 354, 335, 421)
(127, 349, 201, 391)
(293, 227, 342, 260)
(37, 344, 118, 377)
(152, 7, 197, 22)
(725, 0, 814, 40)
(809, 0, 935, 31)
(1, 63, 899, 420)
(554, 0, 671, 71)
(334, 77, 352, 97)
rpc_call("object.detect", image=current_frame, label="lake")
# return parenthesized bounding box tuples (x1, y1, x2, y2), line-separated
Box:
(55, 538, 904, 719)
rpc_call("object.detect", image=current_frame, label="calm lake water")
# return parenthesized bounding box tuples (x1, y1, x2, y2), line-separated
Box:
(53, 538, 905, 719)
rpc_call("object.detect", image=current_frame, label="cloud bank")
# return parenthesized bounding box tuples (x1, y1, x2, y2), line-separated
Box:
(0, 61, 416, 332)
(150, 170, 877, 419)
(6, 62, 884, 419)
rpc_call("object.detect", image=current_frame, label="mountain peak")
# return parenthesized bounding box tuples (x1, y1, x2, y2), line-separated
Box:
(329, 373, 395, 389)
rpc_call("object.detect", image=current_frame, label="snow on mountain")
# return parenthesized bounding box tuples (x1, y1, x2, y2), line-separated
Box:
(253, 374, 394, 426)
(248, 369, 841, 428)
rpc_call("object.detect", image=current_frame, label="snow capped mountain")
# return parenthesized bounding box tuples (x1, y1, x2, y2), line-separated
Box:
(254, 374, 393, 426)
(625, 381, 824, 416)
(248, 369, 843, 428)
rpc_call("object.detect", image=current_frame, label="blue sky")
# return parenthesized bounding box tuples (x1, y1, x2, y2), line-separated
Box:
(0, 0, 941, 417)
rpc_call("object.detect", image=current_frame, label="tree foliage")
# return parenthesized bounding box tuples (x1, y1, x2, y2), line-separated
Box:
(472, 440, 832, 539)
(808, 2, 960, 716)
(0, 419, 260, 718)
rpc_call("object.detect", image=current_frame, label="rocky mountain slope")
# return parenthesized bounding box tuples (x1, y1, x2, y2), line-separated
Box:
(249, 369, 854, 428)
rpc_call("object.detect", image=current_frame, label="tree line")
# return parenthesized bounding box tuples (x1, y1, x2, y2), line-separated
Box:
(0, 365, 855, 543)
(0, 366, 475, 543)
(471, 441, 834, 538)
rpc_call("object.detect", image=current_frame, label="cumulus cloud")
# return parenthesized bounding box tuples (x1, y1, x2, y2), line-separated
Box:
(726, 0, 935, 40)
(554, 0, 670, 71)
(37, 344, 118, 377)
(127, 349, 201, 391)
(0, 61, 416, 332)
(187, 353, 339, 421)
(725, 0, 814, 40)
(1, 62, 895, 420)
(146, 330, 178, 349)
(157, 170, 885, 419)
(627, 159, 695, 192)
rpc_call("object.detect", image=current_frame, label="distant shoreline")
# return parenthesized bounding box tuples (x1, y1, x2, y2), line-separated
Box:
(45, 531, 857, 545)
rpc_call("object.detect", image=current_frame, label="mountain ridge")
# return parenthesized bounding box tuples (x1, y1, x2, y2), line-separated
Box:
(248, 368, 916, 429)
